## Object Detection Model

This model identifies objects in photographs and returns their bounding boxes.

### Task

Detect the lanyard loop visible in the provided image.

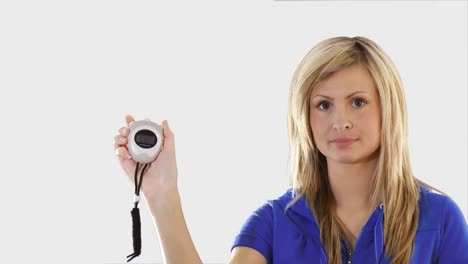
[127,162,150,262]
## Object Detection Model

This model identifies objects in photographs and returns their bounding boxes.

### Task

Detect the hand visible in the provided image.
[113,115,178,199]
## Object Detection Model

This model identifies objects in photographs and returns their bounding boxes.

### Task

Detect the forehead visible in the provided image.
[311,64,378,97]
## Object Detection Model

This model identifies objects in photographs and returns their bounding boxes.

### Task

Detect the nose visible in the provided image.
[332,107,353,130]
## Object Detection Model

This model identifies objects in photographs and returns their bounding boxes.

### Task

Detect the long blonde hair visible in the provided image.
[285,36,443,263]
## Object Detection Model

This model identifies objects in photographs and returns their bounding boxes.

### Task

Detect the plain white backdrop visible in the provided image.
[0,1,466,263]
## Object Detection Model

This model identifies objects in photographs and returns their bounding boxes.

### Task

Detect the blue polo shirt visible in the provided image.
[231,185,468,263]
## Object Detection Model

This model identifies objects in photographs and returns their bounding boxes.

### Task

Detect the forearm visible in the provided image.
[145,189,203,264]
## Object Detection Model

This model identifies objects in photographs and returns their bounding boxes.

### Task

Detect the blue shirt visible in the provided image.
[231,185,468,263]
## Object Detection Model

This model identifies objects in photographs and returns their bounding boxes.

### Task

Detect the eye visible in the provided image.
[318,101,331,110]
[352,98,366,108]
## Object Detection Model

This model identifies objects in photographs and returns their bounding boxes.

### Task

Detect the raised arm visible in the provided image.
[114,115,267,264]
[145,189,203,264]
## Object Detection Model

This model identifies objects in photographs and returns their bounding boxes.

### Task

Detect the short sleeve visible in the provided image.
[231,201,274,264]
[437,196,468,263]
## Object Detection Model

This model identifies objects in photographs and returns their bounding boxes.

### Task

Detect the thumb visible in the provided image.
[125,114,135,126]
[161,120,174,150]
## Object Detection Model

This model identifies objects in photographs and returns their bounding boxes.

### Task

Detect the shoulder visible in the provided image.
[418,185,467,231]
[418,186,468,261]
[236,188,297,228]
[230,188,299,263]
[260,188,306,217]
[418,185,456,209]
[248,188,297,217]
[240,187,311,232]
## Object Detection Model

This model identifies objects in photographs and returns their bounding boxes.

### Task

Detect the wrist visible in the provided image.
[144,185,179,206]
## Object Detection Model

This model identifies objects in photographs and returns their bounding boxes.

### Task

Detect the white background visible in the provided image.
[0,1,466,263]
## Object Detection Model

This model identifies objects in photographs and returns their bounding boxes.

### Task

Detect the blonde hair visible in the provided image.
[285,36,444,264]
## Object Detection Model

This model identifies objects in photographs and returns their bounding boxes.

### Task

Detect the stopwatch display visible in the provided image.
[134,130,157,148]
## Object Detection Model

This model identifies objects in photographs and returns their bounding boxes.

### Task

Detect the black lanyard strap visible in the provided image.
[127,162,150,262]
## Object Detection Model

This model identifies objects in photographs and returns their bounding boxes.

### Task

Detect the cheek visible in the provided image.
[358,110,381,143]
[310,116,329,148]
[310,117,323,134]
[373,123,382,145]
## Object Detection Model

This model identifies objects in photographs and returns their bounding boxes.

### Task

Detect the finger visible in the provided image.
[161,120,174,151]
[118,127,130,136]
[162,120,173,138]
[115,146,132,159]
[125,114,135,126]
[113,135,128,149]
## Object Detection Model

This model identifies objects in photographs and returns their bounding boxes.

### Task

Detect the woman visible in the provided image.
[113,36,468,263]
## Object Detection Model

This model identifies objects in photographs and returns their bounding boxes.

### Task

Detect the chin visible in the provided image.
[329,150,379,164]
[333,156,362,164]
[326,152,364,164]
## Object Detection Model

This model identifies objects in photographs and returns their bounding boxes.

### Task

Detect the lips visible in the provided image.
[331,138,357,142]
[330,138,358,147]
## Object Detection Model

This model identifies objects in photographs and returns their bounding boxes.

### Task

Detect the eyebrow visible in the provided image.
[312,91,368,100]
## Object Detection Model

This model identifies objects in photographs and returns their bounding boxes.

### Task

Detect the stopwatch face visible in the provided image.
[134,129,158,149]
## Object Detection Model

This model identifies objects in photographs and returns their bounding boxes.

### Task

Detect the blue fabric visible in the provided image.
[231,185,468,263]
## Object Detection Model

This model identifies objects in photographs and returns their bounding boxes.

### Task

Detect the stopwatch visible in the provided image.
[127,120,163,163]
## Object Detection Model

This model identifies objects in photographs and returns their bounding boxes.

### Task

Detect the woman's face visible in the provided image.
[309,64,381,164]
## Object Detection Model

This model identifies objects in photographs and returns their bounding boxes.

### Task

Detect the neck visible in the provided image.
[327,156,379,211]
